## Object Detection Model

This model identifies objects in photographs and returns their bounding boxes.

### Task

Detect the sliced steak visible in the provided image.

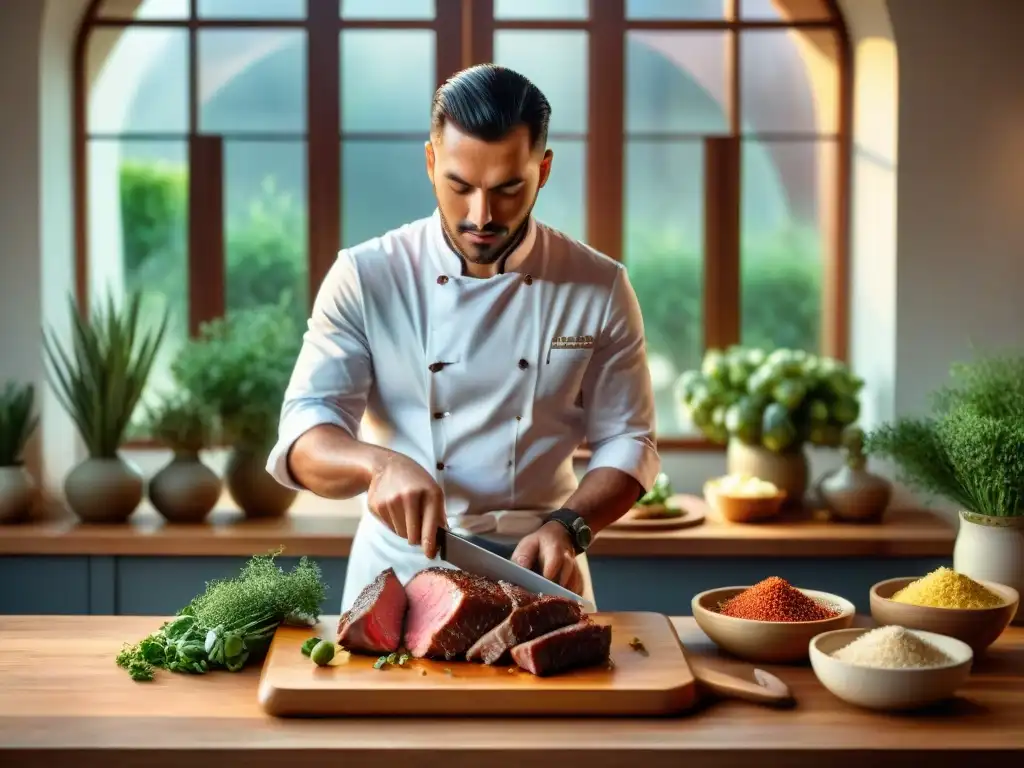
[511,619,612,677]
[336,567,407,654]
[465,596,583,665]
[403,567,513,660]
[499,581,538,609]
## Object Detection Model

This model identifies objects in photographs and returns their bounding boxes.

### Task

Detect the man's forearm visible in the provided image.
[559,467,644,534]
[287,424,394,499]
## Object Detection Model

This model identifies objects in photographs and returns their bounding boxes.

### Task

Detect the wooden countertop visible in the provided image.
[0,493,955,558]
[0,614,1020,767]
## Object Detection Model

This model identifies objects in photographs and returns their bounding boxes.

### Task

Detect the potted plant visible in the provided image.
[864,353,1024,622]
[42,291,168,523]
[675,346,863,504]
[171,302,301,518]
[816,425,892,523]
[0,381,39,523]
[142,393,222,523]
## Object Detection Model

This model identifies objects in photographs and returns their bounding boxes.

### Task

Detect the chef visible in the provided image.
[266,63,660,613]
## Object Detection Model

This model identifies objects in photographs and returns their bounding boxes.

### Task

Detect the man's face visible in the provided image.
[426,122,552,266]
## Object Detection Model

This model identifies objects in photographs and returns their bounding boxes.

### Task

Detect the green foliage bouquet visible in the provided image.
[0,382,38,467]
[865,354,1024,518]
[676,346,864,453]
[170,301,301,453]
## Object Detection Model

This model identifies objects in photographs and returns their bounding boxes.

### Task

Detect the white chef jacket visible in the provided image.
[266,210,660,611]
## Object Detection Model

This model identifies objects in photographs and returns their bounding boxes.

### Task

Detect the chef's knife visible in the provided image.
[436,527,596,613]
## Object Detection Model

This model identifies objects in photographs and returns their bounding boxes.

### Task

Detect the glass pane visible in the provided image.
[740,29,839,134]
[494,0,588,19]
[96,0,189,19]
[341,31,435,133]
[493,31,588,134]
[198,0,306,18]
[626,31,730,135]
[627,0,730,20]
[741,0,832,21]
[87,139,189,410]
[86,28,189,135]
[740,140,835,352]
[624,140,704,436]
[224,141,309,326]
[198,30,307,135]
[534,138,586,242]
[341,140,436,248]
[341,0,435,19]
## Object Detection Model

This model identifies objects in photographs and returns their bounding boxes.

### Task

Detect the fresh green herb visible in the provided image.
[0,381,38,467]
[629,637,648,656]
[301,636,323,657]
[310,640,335,667]
[397,653,410,667]
[635,472,672,506]
[373,656,388,670]
[115,550,327,681]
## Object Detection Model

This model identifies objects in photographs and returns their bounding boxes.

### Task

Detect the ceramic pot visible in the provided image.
[225,447,296,518]
[817,466,892,523]
[0,465,36,523]
[727,439,808,507]
[148,452,222,523]
[953,511,1024,624]
[64,456,144,523]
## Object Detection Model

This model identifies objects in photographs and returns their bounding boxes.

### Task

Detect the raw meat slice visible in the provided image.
[336,567,407,654]
[403,567,513,659]
[511,619,612,677]
[465,596,583,665]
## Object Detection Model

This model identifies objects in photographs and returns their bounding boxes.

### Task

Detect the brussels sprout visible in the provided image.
[702,350,730,384]
[831,395,860,425]
[725,398,762,445]
[772,379,808,411]
[762,402,798,453]
[807,399,830,424]
[746,365,776,397]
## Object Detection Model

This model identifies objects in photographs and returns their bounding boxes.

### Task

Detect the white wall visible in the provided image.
[1,0,1022,518]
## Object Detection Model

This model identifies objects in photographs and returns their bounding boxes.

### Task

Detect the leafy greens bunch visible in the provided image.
[864,353,1024,518]
[116,550,327,681]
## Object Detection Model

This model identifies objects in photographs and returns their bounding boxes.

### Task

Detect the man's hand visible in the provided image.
[367,453,447,559]
[510,522,584,595]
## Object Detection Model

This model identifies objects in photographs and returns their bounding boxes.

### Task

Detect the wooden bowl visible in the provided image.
[869,576,1019,654]
[703,481,786,523]
[691,586,856,663]
[810,627,973,711]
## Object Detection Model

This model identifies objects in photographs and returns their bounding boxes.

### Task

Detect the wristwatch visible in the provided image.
[545,508,593,555]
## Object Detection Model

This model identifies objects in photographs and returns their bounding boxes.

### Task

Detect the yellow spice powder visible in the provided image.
[891,566,1004,609]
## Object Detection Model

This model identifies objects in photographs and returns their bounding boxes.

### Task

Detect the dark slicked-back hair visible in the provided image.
[430,64,551,151]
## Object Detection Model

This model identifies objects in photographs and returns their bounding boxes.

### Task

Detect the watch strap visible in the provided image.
[545,508,590,555]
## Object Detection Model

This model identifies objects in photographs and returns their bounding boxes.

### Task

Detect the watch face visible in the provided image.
[574,520,593,549]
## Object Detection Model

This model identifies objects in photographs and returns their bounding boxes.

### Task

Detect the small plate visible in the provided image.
[609,494,706,531]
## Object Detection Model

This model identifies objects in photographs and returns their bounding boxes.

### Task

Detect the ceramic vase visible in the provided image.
[0,465,36,523]
[953,511,1024,625]
[148,451,222,523]
[64,456,144,523]
[817,465,892,523]
[727,439,808,507]
[225,447,296,518]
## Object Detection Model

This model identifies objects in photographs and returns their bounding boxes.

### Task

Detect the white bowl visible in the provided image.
[809,627,973,711]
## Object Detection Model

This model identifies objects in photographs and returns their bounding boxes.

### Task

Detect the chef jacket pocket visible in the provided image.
[537,348,592,411]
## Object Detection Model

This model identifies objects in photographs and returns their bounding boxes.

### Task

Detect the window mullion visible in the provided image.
[702,135,741,352]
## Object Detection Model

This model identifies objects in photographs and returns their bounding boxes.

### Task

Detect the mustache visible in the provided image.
[457,221,508,236]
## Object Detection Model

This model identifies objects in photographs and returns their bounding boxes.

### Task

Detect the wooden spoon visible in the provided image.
[690,662,795,708]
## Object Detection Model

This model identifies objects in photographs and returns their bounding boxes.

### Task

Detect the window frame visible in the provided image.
[73,0,851,453]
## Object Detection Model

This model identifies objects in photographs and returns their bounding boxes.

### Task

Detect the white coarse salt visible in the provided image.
[830,625,953,669]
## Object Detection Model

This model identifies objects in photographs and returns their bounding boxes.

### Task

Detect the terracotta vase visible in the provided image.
[148,451,222,523]
[726,439,808,507]
[225,447,296,518]
[64,456,144,523]
[0,465,36,523]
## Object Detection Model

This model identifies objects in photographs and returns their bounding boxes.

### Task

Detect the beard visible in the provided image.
[436,194,537,268]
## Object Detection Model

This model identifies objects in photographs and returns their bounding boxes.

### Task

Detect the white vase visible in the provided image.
[952,511,1024,624]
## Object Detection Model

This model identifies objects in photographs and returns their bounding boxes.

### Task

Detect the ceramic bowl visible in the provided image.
[869,576,1019,654]
[703,481,786,523]
[692,586,856,663]
[810,627,973,711]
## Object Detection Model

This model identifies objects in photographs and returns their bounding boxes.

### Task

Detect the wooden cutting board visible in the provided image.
[257,611,698,717]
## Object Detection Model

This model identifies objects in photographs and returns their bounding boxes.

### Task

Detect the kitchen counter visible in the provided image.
[0,494,954,558]
[1,615,1020,767]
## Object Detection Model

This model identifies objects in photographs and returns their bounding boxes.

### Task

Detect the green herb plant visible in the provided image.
[0,381,38,467]
[864,353,1024,518]
[42,291,168,458]
[141,392,217,454]
[116,549,327,681]
[636,472,673,507]
[676,345,863,453]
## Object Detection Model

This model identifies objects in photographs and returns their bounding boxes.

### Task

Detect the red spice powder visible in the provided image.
[717,576,838,622]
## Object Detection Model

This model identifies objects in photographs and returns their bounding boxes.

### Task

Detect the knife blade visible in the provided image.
[437,527,596,613]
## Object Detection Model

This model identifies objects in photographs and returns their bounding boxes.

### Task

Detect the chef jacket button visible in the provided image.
[429,362,445,373]
[518,358,529,370]
[437,275,449,285]
[524,274,533,285]
[507,460,513,468]
[432,411,448,420]
[515,415,522,421]
[436,461,445,470]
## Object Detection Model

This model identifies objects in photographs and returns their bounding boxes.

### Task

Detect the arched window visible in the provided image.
[76,0,849,449]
